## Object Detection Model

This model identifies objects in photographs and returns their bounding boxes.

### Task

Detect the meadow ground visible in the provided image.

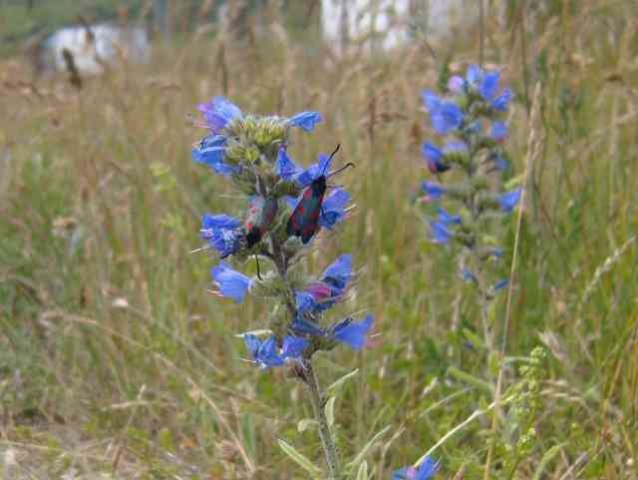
[1,2,638,478]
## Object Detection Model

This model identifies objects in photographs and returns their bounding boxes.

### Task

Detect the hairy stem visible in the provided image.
[271,238,341,479]
[305,361,341,479]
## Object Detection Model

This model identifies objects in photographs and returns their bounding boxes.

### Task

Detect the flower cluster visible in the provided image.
[193,96,373,370]
[418,65,520,298]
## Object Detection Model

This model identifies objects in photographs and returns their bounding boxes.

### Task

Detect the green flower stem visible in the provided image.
[305,361,341,480]
[270,237,341,479]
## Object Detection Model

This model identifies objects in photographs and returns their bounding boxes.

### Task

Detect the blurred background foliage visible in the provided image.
[1,0,637,478]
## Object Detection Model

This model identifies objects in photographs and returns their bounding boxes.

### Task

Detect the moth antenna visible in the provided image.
[327,162,355,178]
[321,144,341,175]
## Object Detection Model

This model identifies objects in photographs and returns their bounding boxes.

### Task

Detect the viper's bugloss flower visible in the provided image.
[287,111,322,132]
[201,214,243,258]
[488,152,509,171]
[276,147,301,181]
[447,75,464,94]
[295,255,353,315]
[277,149,336,188]
[489,121,508,142]
[244,334,283,369]
[491,88,514,112]
[421,142,450,173]
[322,254,353,291]
[211,262,252,303]
[280,335,309,360]
[319,189,351,229]
[422,91,464,135]
[192,134,238,177]
[493,279,509,292]
[499,188,522,213]
[392,456,439,480]
[428,219,453,244]
[464,65,514,112]
[198,96,243,134]
[421,181,446,201]
[329,315,373,350]
[461,269,478,283]
[437,208,461,225]
[244,335,306,369]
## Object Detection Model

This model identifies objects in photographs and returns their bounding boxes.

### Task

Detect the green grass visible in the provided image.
[1,1,638,478]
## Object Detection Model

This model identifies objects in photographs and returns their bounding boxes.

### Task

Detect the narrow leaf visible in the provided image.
[327,369,359,395]
[346,425,391,469]
[297,419,319,433]
[325,396,336,428]
[278,439,322,478]
[355,460,369,480]
[532,444,565,480]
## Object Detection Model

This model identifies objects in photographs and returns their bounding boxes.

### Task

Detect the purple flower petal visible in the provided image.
[198,96,242,133]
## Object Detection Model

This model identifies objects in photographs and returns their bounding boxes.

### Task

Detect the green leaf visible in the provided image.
[278,439,323,478]
[355,460,369,480]
[532,444,565,480]
[325,396,336,428]
[297,419,319,433]
[346,425,391,470]
[327,369,359,395]
[447,366,494,394]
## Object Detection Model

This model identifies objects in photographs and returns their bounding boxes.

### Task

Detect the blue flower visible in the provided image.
[295,254,353,316]
[287,111,322,132]
[461,269,478,283]
[295,153,333,187]
[489,121,508,141]
[480,71,501,101]
[319,189,350,229]
[491,88,514,112]
[437,208,461,225]
[428,220,453,244]
[493,279,509,292]
[489,152,509,171]
[322,254,352,289]
[276,147,303,181]
[392,456,439,480]
[295,291,318,315]
[280,336,309,360]
[447,75,464,94]
[499,188,522,213]
[464,65,513,111]
[201,214,244,258]
[421,181,446,201]
[291,317,326,337]
[422,91,464,135]
[211,262,252,303]
[198,96,243,134]
[329,315,373,350]
[192,134,239,177]
[244,335,284,369]
[421,142,450,174]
